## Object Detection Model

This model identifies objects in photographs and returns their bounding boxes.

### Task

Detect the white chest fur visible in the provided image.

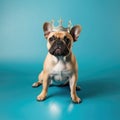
[49,57,73,85]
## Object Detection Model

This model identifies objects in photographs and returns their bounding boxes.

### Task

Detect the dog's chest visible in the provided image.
[50,60,72,85]
[53,60,65,72]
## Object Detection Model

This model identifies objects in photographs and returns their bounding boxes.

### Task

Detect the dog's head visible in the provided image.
[43,21,82,57]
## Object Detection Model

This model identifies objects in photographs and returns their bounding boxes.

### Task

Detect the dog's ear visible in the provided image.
[43,22,52,39]
[70,25,82,42]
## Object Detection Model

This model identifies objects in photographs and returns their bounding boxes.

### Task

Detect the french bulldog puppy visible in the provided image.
[32,21,82,103]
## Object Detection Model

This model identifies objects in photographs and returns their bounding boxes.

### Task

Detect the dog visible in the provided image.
[32,20,82,103]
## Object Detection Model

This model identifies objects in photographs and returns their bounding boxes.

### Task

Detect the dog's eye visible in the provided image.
[49,36,55,42]
[64,36,70,44]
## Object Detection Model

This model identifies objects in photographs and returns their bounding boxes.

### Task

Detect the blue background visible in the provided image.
[0,0,120,120]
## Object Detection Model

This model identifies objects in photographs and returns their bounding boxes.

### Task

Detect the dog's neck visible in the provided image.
[51,52,72,63]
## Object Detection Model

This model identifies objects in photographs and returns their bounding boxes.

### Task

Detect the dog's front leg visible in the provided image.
[37,72,49,101]
[69,74,81,103]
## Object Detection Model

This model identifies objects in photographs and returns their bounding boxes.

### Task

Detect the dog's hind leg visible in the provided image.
[76,85,81,91]
[57,82,81,91]
[32,71,43,88]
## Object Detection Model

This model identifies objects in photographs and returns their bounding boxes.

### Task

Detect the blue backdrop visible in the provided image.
[0,0,120,120]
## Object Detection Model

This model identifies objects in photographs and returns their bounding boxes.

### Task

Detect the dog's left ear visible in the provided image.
[43,22,52,39]
[70,25,82,42]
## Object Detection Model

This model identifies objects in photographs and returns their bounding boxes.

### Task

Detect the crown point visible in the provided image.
[68,20,72,28]
[51,19,54,27]
[58,18,63,26]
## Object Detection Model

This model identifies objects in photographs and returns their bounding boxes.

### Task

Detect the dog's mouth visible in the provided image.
[55,47,62,55]
[49,46,69,56]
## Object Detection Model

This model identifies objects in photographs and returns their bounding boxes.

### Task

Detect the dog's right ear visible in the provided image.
[43,22,52,39]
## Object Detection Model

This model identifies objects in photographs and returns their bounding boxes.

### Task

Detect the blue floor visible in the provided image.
[0,62,120,120]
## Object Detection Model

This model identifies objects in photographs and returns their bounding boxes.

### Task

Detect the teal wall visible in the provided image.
[0,0,120,67]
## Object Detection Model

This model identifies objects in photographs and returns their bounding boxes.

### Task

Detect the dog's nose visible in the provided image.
[57,40,62,45]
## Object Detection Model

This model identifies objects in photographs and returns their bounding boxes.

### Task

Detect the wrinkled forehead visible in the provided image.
[48,31,73,41]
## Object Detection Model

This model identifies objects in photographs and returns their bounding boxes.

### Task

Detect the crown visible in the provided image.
[50,19,72,33]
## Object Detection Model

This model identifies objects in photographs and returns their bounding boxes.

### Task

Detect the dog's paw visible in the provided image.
[32,82,41,88]
[72,96,81,103]
[37,93,46,101]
